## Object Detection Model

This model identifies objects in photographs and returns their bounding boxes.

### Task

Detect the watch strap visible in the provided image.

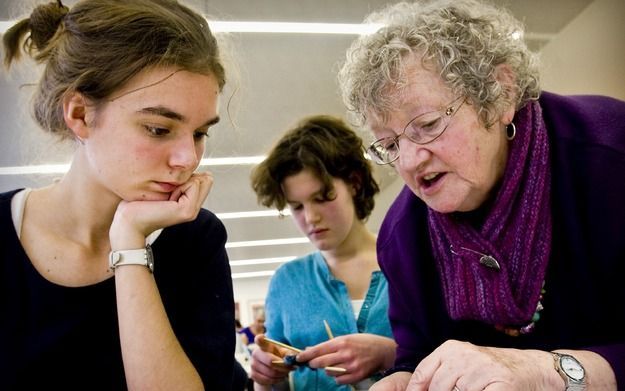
[552,352,587,391]
[109,244,154,272]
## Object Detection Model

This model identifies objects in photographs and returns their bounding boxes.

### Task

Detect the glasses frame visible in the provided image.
[367,96,466,165]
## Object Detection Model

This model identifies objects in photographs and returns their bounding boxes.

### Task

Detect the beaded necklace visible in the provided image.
[495,283,545,336]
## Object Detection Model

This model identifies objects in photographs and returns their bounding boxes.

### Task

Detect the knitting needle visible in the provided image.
[270,359,347,373]
[264,337,302,367]
[266,337,347,373]
[324,365,347,373]
[263,337,302,353]
[320,320,347,373]
[323,319,334,339]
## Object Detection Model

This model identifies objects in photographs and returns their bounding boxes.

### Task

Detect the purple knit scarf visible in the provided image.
[428,100,551,326]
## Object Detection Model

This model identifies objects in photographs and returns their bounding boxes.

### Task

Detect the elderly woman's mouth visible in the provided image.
[421,172,445,188]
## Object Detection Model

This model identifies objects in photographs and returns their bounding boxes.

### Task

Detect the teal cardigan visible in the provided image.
[264,252,392,390]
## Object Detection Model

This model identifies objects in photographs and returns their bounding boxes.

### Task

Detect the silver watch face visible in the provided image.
[561,356,585,381]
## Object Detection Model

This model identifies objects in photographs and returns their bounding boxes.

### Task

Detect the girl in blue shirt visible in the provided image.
[249,115,396,390]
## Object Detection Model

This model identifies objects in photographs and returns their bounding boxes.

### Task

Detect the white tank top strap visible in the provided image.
[10,187,162,244]
[11,188,32,239]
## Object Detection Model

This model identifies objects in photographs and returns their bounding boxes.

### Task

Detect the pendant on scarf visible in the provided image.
[478,255,500,271]
[450,245,501,271]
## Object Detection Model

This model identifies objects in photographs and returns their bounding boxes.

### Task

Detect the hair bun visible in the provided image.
[29,0,69,50]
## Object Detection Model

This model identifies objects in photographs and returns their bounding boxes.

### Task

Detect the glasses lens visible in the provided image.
[404,112,446,144]
[368,138,398,164]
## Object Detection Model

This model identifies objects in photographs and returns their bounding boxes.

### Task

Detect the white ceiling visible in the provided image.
[0,0,594,280]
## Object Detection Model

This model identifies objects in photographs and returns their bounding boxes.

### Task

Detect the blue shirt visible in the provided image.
[265,252,392,391]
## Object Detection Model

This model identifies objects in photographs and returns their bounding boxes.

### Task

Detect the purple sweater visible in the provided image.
[377,91,625,386]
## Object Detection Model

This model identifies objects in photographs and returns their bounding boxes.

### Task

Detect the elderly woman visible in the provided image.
[338,0,625,390]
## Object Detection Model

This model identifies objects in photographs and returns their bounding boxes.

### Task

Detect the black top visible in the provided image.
[0,189,237,390]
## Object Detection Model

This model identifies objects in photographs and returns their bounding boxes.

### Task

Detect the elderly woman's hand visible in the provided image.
[406,340,559,391]
[296,333,397,385]
[370,371,412,390]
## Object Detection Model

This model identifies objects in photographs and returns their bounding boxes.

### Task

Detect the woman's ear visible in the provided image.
[494,63,519,124]
[62,91,90,141]
[349,172,362,196]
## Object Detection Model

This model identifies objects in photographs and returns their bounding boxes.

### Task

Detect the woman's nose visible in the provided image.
[169,135,200,169]
[303,205,320,224]
[396,139,431,172]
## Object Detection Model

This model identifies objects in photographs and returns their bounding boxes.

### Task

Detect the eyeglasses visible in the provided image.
[366,96,466,165]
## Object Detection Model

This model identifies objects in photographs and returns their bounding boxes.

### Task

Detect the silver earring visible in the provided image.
[76,136,85,145]
[506,122,516,141]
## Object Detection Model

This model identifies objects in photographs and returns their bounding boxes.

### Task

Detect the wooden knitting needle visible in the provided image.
[324,366,347,374]
[265,337,301,366]
[263,337,302,353]
[319,320,347,373]
[323,319,334,339]
[266,337,347,373]
[270,359,347,373]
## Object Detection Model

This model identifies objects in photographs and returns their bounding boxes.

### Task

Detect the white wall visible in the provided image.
[540,0,625,100]
[233,278,271,326]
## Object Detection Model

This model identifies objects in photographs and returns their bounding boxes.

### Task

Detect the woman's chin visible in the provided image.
[427,203,457,214]
[422,196,464,214]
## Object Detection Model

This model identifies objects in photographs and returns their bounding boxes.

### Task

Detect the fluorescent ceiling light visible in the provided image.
[0,155,264,175]
[232,270,275,279]
[216,209,291,220]
[0,163,70,175]
[0,20,381,35]
[209,21,383,35]
[226,237,309,248]
[200,156,265,166]
[230,256,295,267]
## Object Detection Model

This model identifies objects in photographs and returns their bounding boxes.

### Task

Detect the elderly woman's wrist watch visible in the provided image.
[109,244,154,273]
[552,352,586,391]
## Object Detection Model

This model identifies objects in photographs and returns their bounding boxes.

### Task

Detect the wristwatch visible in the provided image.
[109,244,154,273]
[552,352,586,391]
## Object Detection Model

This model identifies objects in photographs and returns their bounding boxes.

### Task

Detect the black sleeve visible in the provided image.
[153,209,236,390]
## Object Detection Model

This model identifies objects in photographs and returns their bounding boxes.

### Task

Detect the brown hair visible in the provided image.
[250,115,380,221]
[2,0,226,139]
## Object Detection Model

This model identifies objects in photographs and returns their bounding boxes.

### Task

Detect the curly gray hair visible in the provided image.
[338,0,541,128]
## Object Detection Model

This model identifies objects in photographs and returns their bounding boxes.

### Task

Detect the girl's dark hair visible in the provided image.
[251,115,380,220]
[2,0,225,139]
